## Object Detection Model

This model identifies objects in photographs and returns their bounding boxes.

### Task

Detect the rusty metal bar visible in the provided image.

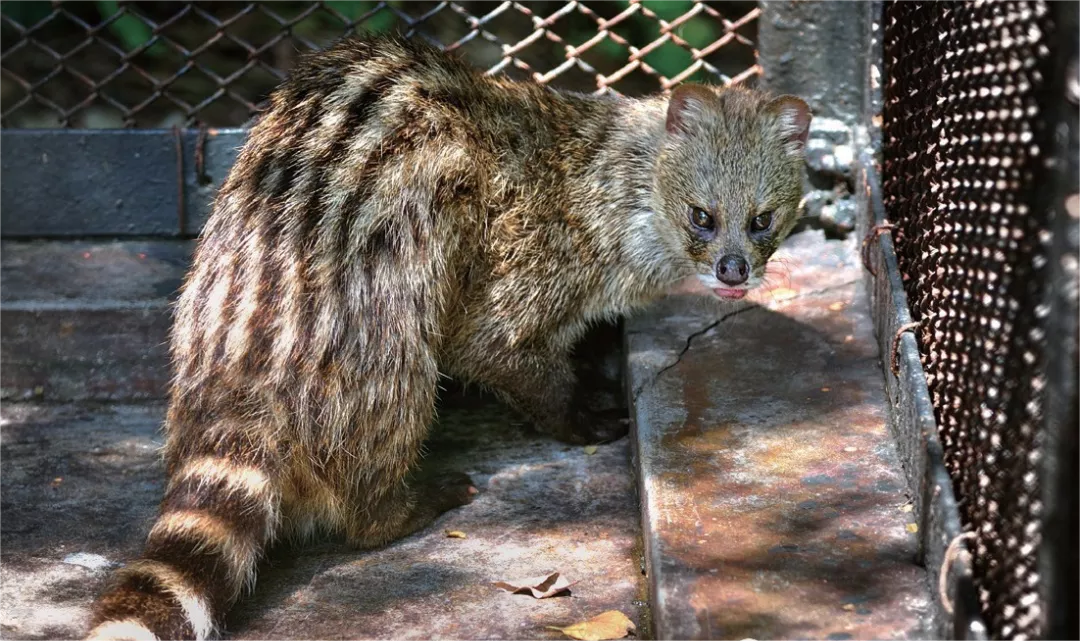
[857,156,987,640]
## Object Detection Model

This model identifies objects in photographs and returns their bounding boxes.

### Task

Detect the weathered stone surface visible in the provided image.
[0,394,645,640]
[627,230,931,640]
[1,240,192,402]
[0,241,193,303]
[0,129,240,237]
[1,307,173,402]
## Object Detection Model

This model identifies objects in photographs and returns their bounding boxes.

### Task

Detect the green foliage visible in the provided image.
[95,0,165,56]
[636,1,718,82]
[0,1,53,27]
[282,1,396,45]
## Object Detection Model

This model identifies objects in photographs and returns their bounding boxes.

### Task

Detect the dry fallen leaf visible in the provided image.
[828,301,845,311]
[548,610,635,641]
[445,530,466,539]
[906,523,919,533]
[900,503,914,513]
[583,445,598,455]
[494,572,575,599]
[842,603,856,611]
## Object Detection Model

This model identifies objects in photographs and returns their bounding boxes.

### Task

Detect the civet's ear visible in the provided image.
[765,95,812,155]
[666,84,718,135]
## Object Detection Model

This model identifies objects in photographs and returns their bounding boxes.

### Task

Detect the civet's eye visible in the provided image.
[750,211,773,233]
[689,206,714,230]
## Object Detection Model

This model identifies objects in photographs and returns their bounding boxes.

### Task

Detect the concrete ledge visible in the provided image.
[626,230,932,640]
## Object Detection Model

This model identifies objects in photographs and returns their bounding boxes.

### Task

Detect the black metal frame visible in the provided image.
[1037,2,1079,639]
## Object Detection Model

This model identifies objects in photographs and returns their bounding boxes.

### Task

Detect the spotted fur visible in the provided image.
[88,35,809,640]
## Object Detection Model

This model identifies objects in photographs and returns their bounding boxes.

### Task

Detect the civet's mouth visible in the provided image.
[710,287,747,300]
[693,274,752,301]
[670,275,757,300]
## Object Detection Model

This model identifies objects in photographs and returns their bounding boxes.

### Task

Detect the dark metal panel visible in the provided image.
[758,0,868,124]
[0,128,245,238]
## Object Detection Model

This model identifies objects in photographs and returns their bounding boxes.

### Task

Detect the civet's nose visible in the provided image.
[716,255,749,285]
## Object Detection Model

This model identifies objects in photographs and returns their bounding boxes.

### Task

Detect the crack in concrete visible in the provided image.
[631,305,758,403]
[629,278,860,404]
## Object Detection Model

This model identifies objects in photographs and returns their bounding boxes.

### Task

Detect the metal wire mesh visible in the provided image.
[881,2,1059,638]
[0,1,761,128]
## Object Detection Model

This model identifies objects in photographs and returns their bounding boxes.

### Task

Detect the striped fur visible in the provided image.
[89,35,810,639]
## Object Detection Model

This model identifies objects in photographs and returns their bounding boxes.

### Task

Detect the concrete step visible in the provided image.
[625,230,933,640]
[1,240,192,402]
[0,394,646,639]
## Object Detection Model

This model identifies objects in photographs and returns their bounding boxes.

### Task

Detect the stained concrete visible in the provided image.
[628,230,932,640]
[0,392,647,639]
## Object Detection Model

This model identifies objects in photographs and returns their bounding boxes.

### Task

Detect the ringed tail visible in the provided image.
[87,452,281,640]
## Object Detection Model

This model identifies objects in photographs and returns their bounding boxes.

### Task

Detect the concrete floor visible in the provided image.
[1,229,935,640]
[0,392,647,639]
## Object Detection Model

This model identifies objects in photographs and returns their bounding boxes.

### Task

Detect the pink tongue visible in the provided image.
[713,288,747,299]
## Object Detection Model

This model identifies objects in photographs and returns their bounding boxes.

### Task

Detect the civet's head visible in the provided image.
[653,84,811,300]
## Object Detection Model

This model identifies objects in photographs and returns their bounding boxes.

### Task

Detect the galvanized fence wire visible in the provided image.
[881,1,1060,639]
[0,1,761,128]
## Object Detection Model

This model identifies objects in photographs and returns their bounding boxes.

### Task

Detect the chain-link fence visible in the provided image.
[0,1,761,128]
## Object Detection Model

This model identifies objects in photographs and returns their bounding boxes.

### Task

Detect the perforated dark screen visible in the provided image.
[881,2,1060,638]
